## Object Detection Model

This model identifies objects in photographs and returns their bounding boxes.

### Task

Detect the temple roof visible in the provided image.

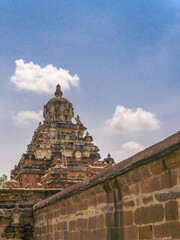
[43,84,74,123]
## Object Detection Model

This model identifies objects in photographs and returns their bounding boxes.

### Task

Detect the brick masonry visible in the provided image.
[33,131,180,240]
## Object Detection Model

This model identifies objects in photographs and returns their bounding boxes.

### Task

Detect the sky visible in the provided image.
[0,0,180,177]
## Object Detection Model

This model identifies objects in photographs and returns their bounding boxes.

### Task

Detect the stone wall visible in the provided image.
[33,131,180,240]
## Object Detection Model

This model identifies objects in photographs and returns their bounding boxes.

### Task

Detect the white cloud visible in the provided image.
[105,105,160,134]
[111,141,144,163]
[11,59,80,94]
[13,110,43,124]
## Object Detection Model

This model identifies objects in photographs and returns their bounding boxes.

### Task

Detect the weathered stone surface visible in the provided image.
[149,159,165,174]
[80,229,91,240]
[126,167,151,184]
[92,229,106,240]
[155,191,180,202]
[105,212,114,227]
[124,226,138,240]
[123,211,133,226]
[154,222,180,239]
[97,214,105,228]
[88,216,97,229]
[165,150,180,169]
[134,204,164,224]
[123,200,135,208]
[79,199,88,211]
[140,171,177,193]
[139,225,152,239]
[67,202,78,214]
[142,196,153,204]
[165,200,178,221]
[69,220,75,231]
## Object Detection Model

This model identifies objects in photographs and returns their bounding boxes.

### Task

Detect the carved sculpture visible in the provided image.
[9,84,114,189]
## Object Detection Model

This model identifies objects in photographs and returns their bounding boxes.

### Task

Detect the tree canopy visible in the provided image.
[0,174,8,188]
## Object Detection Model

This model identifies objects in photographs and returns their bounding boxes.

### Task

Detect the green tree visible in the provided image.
[0,174,8,188]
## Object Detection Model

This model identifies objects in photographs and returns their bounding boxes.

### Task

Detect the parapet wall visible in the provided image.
[33,131,180,240]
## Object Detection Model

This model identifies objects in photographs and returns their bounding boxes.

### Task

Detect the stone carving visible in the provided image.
[9,84,114,189]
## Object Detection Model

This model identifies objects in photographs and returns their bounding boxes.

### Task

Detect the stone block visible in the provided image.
[92,229,106,240]
[134,204,164,224]
[121,185,130,196]
[130,184,140,196]
[165,200,178,221]
[106,190,115,203]
[149,159,164,174]
[67,202,78,214]
[142,196,153,204]
[165,151,180,169]
[54,231,59,240]
[98,193,107,204]
[64,231,68,240]
[93,184,104,194]
[121,184,139,197]
[50,224,53,233]
[60,206,66,215]
[123,200,135,209]
[112,211,120,227]
[57,222,61,231]
[80,229,91,240]
[116,175,127,187]
[155,191,179,202]
[74,231,80,240]
[42,225,46,234]
[154,222,180,239]
[69,220,75,231]
[139,225,152,239]
[79,199,88,211]
[126,167,151,185]
[68,232,74,240]
[107,228,123,240]
[105,212,114,227]
[62,221,67,230]
[79,191,90,200]
[140,171,177,194]
[123,211,133,226]
[124,226,138,240]
[88,196,97,206]
[97,214,105,229]
[88,216,97,229]
[76,218,88,229]
[59,231,64,239]
[53,210,59,218]
[53,223,57,231]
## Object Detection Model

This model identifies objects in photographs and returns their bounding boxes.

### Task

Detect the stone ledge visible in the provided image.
[33,131,180,211]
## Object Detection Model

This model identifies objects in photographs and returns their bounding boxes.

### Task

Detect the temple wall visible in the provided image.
[33,132,180,240]
[0,189,59,239]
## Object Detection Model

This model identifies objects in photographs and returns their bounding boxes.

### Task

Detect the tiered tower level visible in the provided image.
[10,84,114,189]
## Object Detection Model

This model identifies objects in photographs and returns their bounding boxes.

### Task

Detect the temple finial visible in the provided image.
[54,84,63,98]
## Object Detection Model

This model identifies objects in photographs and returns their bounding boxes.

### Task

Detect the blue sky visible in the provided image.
[0,0,180,177]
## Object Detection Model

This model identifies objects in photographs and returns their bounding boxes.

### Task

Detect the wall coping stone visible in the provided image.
[33,131,180,211]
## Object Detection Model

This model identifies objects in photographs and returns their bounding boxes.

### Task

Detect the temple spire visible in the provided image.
[54,84,63,98]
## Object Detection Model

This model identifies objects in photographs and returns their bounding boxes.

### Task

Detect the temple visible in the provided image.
[8,84,114,189]
[1,85,180,239]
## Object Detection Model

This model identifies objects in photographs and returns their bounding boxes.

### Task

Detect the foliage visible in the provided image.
[0,174,8,188]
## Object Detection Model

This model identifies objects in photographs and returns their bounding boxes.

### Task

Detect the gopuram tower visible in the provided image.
[9,84,114,189]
